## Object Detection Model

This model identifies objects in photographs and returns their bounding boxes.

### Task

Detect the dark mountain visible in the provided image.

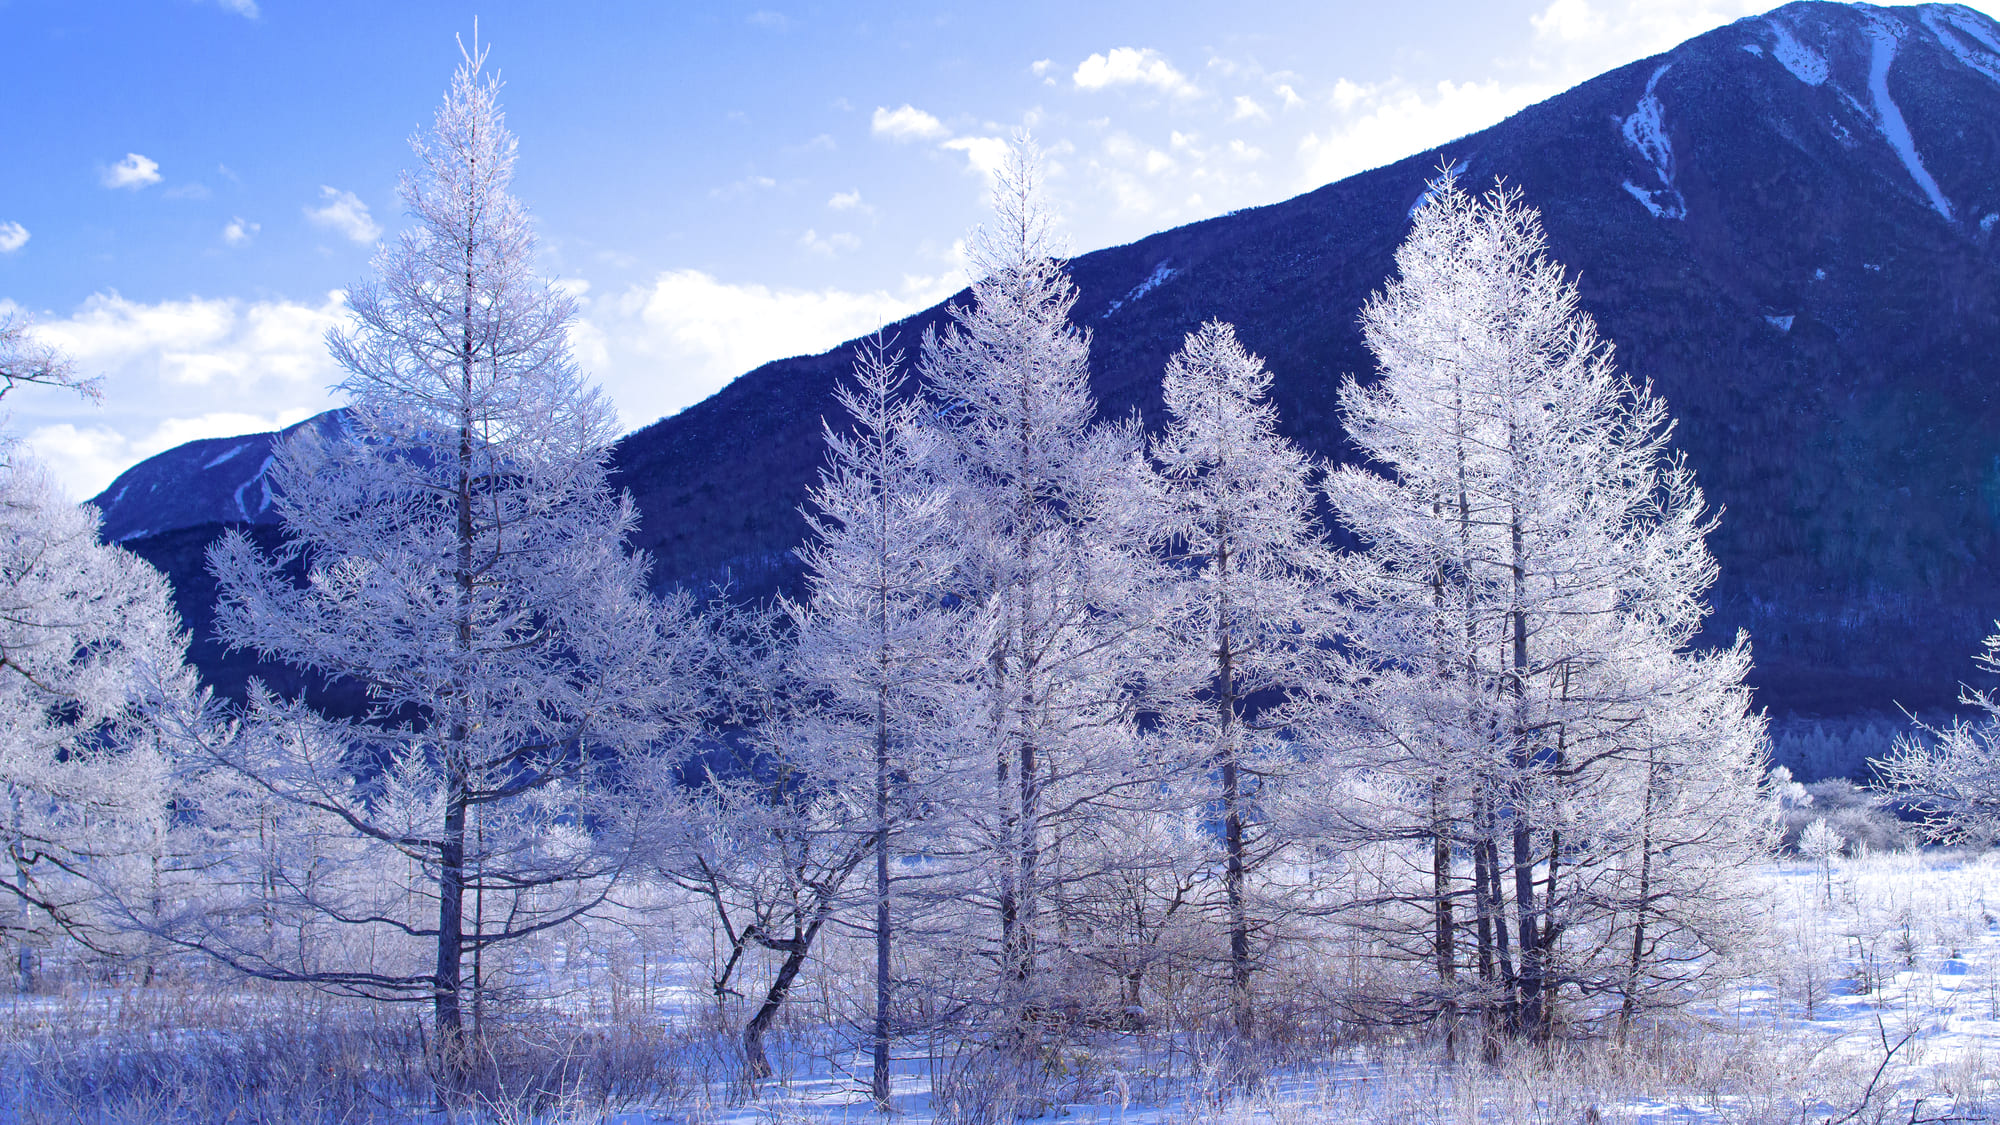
[95,1,2000,725]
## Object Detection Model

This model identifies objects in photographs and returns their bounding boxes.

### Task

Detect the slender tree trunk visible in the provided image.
[1618,747,1661,1044]
[1215,531,1252,1040]
[1506,495,1545,1041]
[471,809,484,1041]
[744,912,834,1081]
[872,686,893,1108]
[436,785,467,1056]
[1432,782,1457,1054]
[435,257,476,1067]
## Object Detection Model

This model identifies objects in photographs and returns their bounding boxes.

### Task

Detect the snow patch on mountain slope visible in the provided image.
[1405,158,1469,220]
[203,443,247,470]
[1621,64,1686,220]
[233,456,275,522]
[1102,260,1179,317]
[1765,19,1829,85]
[1922,7,2000,84]
[1864,19,1955,221]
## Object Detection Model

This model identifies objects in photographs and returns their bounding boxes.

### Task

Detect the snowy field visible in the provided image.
[5,848,1999,1125]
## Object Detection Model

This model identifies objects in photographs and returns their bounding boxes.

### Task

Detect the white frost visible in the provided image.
[202,443,247,470]
[1766,19,1829,85]
[1620,65,1686,220]
[233,454,274,521]
[1923,8,2000,85]
[1865,18,1955,222]
[1101,259,1179,317]
[1405,158,1469,219]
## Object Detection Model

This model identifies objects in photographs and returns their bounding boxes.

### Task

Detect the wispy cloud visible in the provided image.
[872,104,950,142]
[304,187,381,243]
[827,190,871,213]
[943,136,1010,181]
[571,269,962,428]
[1073,48,1200,98]
[4,291,347,498]
[101,153,161,190]
[208,0,259,17]
[0,223,27,254]
[222,217,258,246]
[798,229,861,256]
[711,174,777,200]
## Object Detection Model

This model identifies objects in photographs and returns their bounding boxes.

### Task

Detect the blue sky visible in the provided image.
[2,0,1939,499]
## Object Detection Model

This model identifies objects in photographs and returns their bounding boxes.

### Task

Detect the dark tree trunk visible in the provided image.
[872,690,892,1109]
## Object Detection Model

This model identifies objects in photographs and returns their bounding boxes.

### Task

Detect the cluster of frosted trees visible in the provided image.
[0,47,1778,1101]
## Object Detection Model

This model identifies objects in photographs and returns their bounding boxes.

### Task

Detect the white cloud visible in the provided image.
[747,9,790,30]
[1072,48,1200,98]
[574,270,963,427]
[1298,78,1546,188]
[101,153,161,190]
[798,228,861,256]
[2,292,348,498]
[1533,0,1608,41]
[872,104,950,142]
[1276,84,1306,111]
[0,223,26,254]
[712,174,777,199]
[827,189,870,213]
[943,135,1010,181]
[1232,95,1270,122]
[208,0,259,16]
[1524,0,1768,76]
[222,217,258,246]
[29,410,313,505]
[304,186,381,243]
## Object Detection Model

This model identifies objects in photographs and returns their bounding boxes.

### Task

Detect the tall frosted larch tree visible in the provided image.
[919,138,1157,1029]
[203,42,694,1054]
[1319,171,1765,1043]
[0,455,200,988]
[1879,634,2000,844]
[0,332,190,990]
[789,338,963,1105]
[1149,320,1330,1039]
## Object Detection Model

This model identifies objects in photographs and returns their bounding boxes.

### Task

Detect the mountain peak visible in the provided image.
[90,411,343,543]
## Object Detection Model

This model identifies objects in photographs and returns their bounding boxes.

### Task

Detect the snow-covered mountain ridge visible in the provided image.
[97,1,2000,720]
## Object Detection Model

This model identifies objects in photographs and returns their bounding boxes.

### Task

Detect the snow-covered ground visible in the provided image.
[9,850,2000,1124]
[675,851,2000,1124]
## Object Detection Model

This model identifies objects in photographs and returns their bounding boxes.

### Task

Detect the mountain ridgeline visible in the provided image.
[93,1,2000,727]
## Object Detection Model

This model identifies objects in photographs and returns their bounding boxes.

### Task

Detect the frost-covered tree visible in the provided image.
[1877,631,2000,844]
[919,137,1158,1028]
[0,455,198,986]
[787,338,963,1104]
[199,44,695,1053]
[0,313,100,404]
[1148,320,1330,1038]
[656,603,872,1085]
[1316,171,1766,1043]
